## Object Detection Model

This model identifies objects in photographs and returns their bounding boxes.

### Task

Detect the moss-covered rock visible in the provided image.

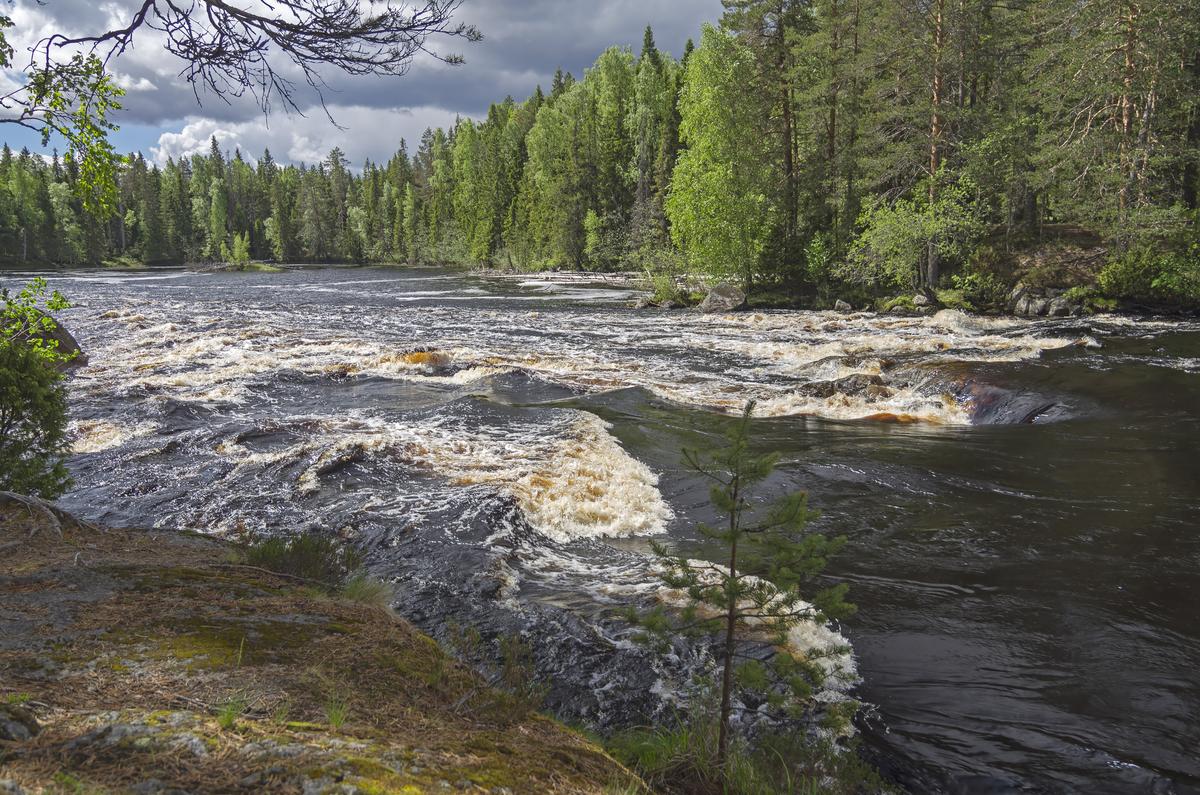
[0,498,643,794]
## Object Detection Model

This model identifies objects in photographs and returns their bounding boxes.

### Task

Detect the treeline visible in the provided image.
[3,1,1199,305]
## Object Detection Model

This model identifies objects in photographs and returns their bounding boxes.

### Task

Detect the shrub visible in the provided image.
[840,177,985,292]
[1098,245,1200,305]
[946,268,1007,311]
[876,295,916,314]
[0,339,71,497]
[607,707,882,795]
[0,279,75,498]
[647,270,684,304]
[1063,286,1118,314]
[244,532,362,590]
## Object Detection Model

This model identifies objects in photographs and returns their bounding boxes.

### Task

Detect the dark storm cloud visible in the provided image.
[4,0,722,163]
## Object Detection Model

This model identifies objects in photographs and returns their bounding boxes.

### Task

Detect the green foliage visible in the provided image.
[215,696,247,731]
[1099,245,1200,305]
[243,532,363,590]
[947,268,1008,312]
[6,4,1200,311]
[0,280,73,498]
[842,179,986,291]
[24,54,127,217]
[667,25,775,289]
[1,278,74,364]
[607,703,882,795]
[646,270,685,305]
[634,403,853,776]
[1063,285,1118,314]
[230,232,252,265]
[323,691,351,729]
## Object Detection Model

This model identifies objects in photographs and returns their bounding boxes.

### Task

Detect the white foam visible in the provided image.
[211,409,672,543]
[69,419,156,454]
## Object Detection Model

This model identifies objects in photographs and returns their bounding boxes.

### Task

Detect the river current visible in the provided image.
[10,265,1199,794]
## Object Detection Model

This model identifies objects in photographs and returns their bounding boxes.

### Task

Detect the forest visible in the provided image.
[2,0,1199,309]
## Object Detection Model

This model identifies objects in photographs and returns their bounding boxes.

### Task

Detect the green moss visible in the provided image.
[878,295,917,313]
[109,616,325,671]
[285,721,325,732]
[51,770,109,794]
[935,288,974,311]
[100,255,146,270]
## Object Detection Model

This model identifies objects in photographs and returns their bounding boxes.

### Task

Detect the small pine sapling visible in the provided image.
[634,401,855,777]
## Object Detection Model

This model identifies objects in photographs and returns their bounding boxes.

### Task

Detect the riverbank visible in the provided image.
[0,496,642,795]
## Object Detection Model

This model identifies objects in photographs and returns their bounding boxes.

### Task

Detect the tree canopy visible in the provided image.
[3,3,1199,308]
[0,1,479,215]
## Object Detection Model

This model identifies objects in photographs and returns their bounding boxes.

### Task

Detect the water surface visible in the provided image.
[11,265,1198,794]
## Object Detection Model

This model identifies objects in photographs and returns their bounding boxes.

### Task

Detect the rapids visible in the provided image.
[7,265,1198,794]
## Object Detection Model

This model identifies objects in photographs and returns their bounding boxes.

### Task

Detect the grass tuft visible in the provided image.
[341,573,394,610]
[215,696,247,731]
[243,532,361,591]
[323,692,351,729]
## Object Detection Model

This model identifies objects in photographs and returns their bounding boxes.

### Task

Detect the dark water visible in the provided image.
[8,265,1198,794]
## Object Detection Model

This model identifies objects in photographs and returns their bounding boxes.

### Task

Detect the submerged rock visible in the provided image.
[699,283,746,313]
[801,373,887,399]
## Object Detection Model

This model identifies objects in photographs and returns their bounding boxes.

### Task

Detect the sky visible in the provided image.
[0,0,723,167]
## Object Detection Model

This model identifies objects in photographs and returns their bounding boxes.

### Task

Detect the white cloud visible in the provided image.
[151,104,462,166]
[113,73,157,92]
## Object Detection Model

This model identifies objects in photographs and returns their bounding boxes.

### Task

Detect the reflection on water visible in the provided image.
[6,265,1197,795]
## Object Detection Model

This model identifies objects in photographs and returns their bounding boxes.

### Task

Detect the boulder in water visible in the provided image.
[1047,296,1073,317]
[30,310,86,369]
[699,283,746,313]
[1008,282,1029,311]
[834,299,853,312]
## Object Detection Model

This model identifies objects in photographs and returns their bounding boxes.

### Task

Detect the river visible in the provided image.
[9,265,1199,794]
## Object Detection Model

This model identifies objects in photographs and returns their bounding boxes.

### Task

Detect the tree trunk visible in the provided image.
[828,0,842,235]
[117,199,127,252]
[716,474,741,781]
[1117,2,1139,216]
[926,0,946,289]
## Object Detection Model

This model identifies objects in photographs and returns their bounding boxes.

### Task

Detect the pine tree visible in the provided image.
[635,402,853,779]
